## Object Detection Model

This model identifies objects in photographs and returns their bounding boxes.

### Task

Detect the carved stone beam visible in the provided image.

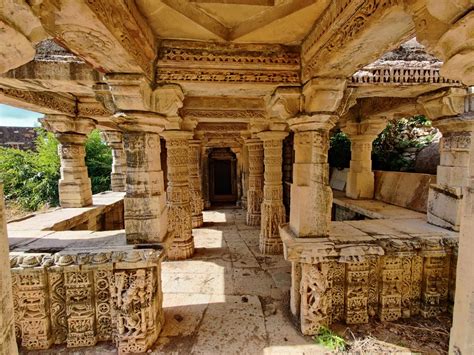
[0,1,46,74]
[405,0,473,84]
[301,0,414,81]
[0,88,76,116]
[41,114,96,208]
[29,0,156,77]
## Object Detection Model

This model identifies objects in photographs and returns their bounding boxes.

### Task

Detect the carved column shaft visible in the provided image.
[241,144,249,209]
[201,147,211,209]
[162,131,194,260]
[189,140,204,228]
[232,148,242,207]
[123,131,168,245]
[246,138,264,226]
[101,131,126,192]
[0,184,18,355]
[57,133,93,208]
[258,131,288,254]
[450,89,474,354]
[289,125,332,237]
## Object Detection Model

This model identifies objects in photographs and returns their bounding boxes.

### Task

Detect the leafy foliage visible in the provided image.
[85,130,112,194]
[329,116,437,172]
[0,128,112,211]
[372,115,435,171]
[313,326,347,351]
[329,130,351,169]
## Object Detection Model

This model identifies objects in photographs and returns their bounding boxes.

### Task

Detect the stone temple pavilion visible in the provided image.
[0,0,473,353]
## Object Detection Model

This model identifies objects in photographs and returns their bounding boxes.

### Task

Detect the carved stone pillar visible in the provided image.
[201,147,211,209]
[258,131,288,254]
[162,131,194,260]
[0,184,18,355]
[101,130,126,192]
[449,89,474,354]
[231,147,242,207]
[246,138,264,226]
[343,119,386,199]
[189,139,204,228]
[419,88,469,231]
[241,143,249,209]
[122,130,168,245]
[41,115,95,208]
[288,116,335,238]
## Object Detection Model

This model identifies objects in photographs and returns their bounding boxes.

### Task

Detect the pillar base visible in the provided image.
[259,238,282,255]
[192,214,204,228]
[246,213,261,226]
[167,237,195,260]
[346,171,375,200]
[58,179,93,208]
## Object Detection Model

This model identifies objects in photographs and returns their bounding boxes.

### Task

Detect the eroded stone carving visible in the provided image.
[245,138,264,226]
[10,248,164,353]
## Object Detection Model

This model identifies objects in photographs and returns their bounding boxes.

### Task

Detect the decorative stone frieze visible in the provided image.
[258,131,288,254]
[9,247,164,354]
[343,118,387,199]
[101,130,126,192]
[280,224,458,335]
[189,139,204,228]
[161,130,194,260]
[0,184,18,355]
[351,66,459,85]
[287,115,337,238]
[245,138,264,226]
[41,115,95,208]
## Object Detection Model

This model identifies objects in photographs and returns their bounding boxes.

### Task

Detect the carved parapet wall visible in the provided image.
[351,66,460,85]
[10,247,164,354]
[280,224,458,335]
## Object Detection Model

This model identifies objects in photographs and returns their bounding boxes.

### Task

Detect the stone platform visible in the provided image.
[9,208,326,354]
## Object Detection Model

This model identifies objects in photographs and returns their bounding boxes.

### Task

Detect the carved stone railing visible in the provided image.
[351,67,460,85]
[10,246,164,353]
[280,224,458,334]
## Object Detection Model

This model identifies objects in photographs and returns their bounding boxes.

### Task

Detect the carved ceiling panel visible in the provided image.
[136,0,330,44]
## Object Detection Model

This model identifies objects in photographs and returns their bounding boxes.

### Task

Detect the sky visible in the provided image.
[0,104,43,127]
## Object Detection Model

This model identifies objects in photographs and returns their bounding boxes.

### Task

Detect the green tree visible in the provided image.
[0,128,112,211]
[85,130,112,194]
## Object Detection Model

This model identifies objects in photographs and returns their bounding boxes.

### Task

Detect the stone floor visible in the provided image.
[19,207,323,354]
[154,208,320,354]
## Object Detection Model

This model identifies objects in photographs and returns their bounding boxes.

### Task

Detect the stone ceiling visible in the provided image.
[135,0,330,44]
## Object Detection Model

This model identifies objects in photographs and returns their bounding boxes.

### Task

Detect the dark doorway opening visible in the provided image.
[209,148,237,205]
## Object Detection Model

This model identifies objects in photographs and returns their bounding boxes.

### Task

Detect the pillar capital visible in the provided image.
[418,87,467,122]
[41,115,96,136]
[257,130,289,142]
[342,117,387,139]
[302,77,347,113]
[267,87,302,120]
[288,114,337,133]
[160,130,194,141]
[112,112,168,134]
